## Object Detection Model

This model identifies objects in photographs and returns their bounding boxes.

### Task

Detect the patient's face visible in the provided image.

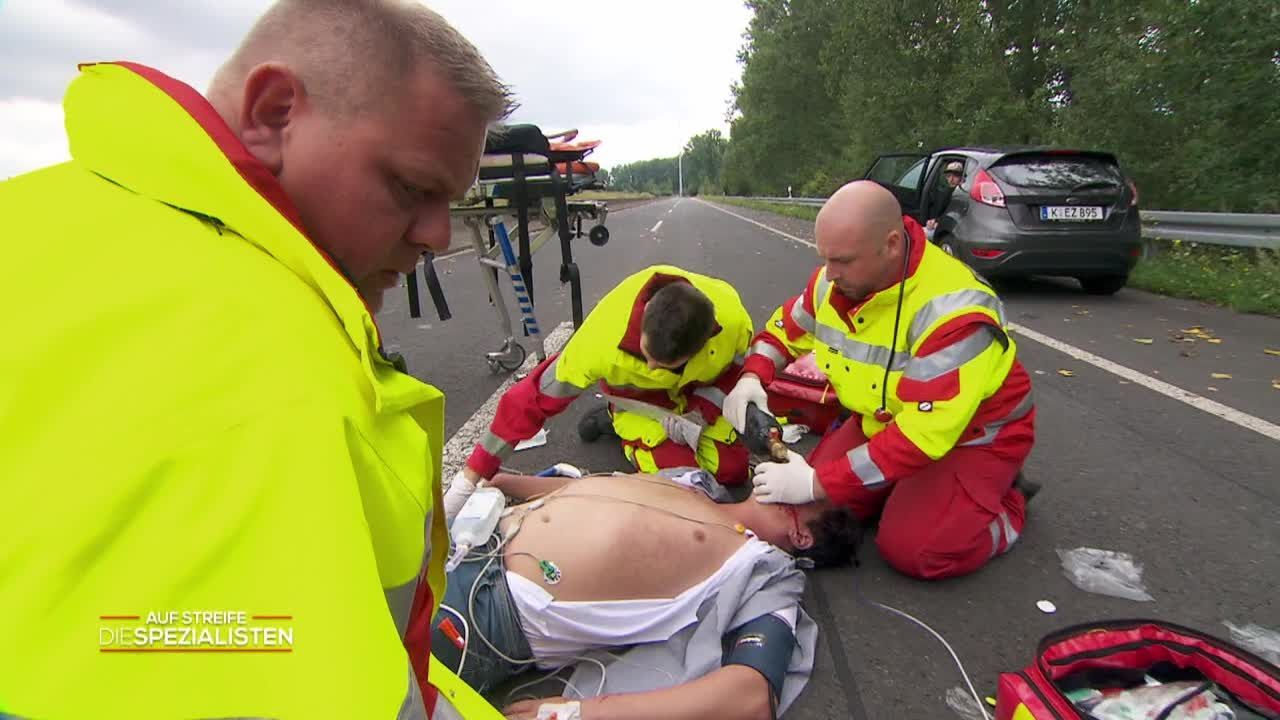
[743,495,826,552]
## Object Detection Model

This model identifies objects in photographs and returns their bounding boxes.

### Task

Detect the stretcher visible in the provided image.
[406,124,611,373]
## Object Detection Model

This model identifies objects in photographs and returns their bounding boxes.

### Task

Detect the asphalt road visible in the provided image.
[376,196,1280,719]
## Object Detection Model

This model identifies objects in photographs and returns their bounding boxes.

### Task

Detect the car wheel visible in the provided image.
[1079,274,1128,295]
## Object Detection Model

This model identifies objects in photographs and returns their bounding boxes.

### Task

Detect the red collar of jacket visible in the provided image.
[829,215,928,324]
[618,272,722,359]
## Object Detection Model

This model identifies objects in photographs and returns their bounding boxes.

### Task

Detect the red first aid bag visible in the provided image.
[996,619,1280,719]
[765,352,842,434]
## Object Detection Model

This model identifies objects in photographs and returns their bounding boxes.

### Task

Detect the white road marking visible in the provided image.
[650,220,663,233]
[442,321,575,478]
[697,198,815,248]
[1009,323,1280,442]
[703,199,1280,443]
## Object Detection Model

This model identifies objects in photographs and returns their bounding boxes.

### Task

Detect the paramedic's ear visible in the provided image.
[789,522,815,551]
[238,62,306,175]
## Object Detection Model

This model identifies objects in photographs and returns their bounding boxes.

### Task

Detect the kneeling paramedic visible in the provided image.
[725,181,1037,581]
[450,264,755,513]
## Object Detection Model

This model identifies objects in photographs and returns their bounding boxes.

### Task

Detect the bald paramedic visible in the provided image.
[450,265,755,512]
[724,181,1037,580]
[0,1,511,718]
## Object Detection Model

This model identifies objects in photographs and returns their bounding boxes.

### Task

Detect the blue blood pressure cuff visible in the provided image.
[722,611,796,701]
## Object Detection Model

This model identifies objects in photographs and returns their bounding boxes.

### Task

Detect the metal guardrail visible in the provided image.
[1140,211,1278,250]
[735,197,1280,250]
[752,196,826,207]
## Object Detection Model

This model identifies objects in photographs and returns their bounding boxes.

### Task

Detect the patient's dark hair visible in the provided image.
[798,506,864,569]
[641,283,716,364]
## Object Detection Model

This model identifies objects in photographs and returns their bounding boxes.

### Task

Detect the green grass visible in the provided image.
[1131,242,1280,316]
[705,196,821,222]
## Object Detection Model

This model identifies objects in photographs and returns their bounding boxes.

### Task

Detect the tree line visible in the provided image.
[607,0,1279,212]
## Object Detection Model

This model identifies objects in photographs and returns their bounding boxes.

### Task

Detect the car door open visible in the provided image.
[864,153,929,219]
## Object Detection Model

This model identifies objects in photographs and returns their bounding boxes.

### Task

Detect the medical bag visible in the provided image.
[996,619,1280,719]
[765,352,843,434]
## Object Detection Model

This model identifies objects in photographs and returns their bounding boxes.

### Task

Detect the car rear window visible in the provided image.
[990,155,1122,190]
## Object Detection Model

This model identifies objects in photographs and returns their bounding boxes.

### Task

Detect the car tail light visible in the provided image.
[971,248,1006,259]
[970,168,1006,208]
[1125,177,1140,207]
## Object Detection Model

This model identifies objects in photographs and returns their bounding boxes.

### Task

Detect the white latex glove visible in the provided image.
[723,374,770,433]
[443,468,478,525]
[534,701,581,720]
[751,450,816,504]
[661,413,703,448]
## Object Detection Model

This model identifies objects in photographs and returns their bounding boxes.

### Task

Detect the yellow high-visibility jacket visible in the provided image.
[0,62,448,719]
[466,265,754,478]
[743,217,1035,509]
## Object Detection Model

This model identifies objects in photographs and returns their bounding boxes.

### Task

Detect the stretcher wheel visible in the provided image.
[486,341,527,373]
[588,225,609,246]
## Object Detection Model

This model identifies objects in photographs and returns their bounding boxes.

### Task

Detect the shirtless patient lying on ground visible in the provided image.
[432,469,862,720]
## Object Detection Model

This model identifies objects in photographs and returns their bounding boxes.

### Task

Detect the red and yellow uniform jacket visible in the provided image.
[742,217,1035,508]
[0,63,448,719]
[466,265,753,479]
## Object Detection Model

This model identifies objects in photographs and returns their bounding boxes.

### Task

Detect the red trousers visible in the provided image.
[809,419,1027,580]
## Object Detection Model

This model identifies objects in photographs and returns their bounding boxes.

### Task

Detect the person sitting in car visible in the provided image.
[925,160,965,239]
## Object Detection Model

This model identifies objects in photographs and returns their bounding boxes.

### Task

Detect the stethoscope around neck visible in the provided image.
[872,230,912,425]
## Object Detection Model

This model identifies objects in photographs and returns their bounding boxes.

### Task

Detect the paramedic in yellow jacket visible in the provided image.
[725,181,1037,581]
[450,265,755,512]
[0,2,512,718]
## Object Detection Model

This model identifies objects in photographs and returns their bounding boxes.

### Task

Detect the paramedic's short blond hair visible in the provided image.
[210,0,516,122]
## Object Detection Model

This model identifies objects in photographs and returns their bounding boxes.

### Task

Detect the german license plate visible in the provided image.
[1041,205,1103,221]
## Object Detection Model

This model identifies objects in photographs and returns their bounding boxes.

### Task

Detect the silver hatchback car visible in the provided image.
[865,147,1143,295]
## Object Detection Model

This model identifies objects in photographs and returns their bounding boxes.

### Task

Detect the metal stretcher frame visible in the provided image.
[404,134,610,373]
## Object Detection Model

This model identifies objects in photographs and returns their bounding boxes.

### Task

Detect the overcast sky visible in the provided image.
[0,0,753,178]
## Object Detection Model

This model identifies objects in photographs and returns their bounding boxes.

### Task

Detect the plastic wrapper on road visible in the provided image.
[1057,547,1155,602]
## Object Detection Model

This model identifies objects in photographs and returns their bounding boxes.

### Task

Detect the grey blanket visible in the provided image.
[563,541,818,716]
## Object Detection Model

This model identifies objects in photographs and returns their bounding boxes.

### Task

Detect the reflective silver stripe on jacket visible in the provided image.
[815,323,909,372]
[538,356,589,399]
[429,691,467,719]
[398,663,429,719]
[847,444,887,488]
[388,516,432,719]
[907,289,1007,347]
[960,391,1035,447]
[384,577,418,640]
[692,386,727,410]
[601,393,693,425]
[902,327,998,382]
[479,430,511,458]
[790,296,817,334]
[604,381,670,394]
[813,271,833,306]
[385,504,432,636]
[749,340,788,372]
